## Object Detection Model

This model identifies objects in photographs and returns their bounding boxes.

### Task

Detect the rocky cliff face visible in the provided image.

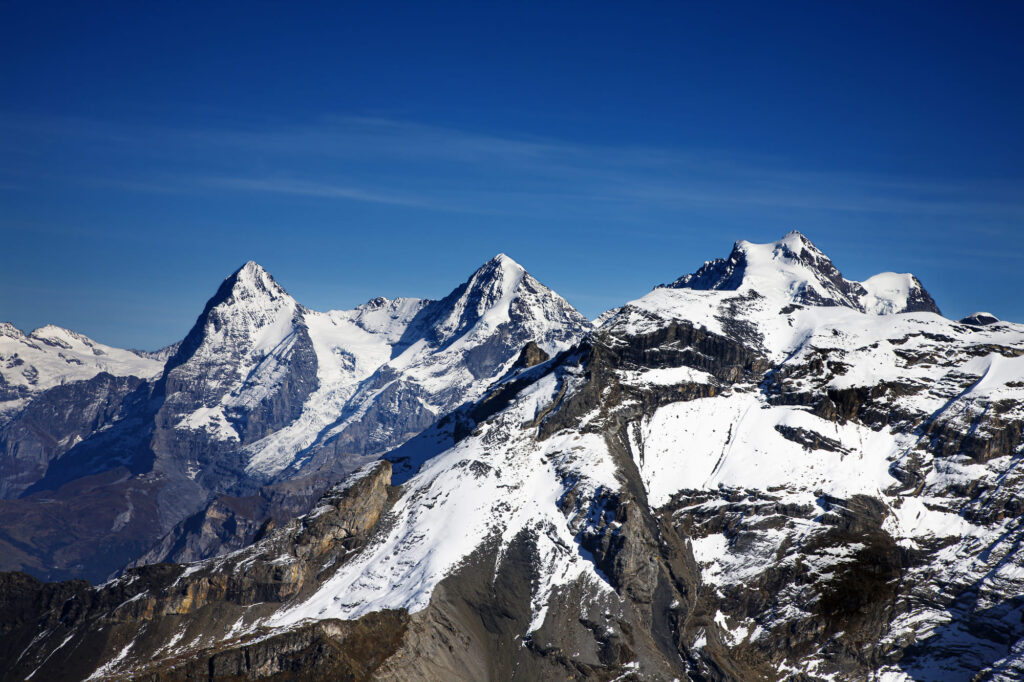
[156,261,319,454]
[0,372,146,498]
[0,461,401,682]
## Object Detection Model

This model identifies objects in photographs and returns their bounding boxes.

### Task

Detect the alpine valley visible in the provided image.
[3,232,1024,681]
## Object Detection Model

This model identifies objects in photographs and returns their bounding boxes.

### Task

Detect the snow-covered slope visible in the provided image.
[0,322,163,421]
[859,271,932,314]
[234,298,428,477]
[268,359,616,634]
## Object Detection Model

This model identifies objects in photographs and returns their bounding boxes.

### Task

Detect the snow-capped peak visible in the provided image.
[187,262,298,345]
[488,252,524,270]
[161,262,305,442]
[222,261,291,305]
[0,322,25,340]
[471,253,528,294]
[166,261,296,360]
[471,253,527,290]
[28,324,96,348]
[401,253,591,357]
[745,229,819,261]
[665,231,940,315]
[859,272,936,315]
[419,254,530,347]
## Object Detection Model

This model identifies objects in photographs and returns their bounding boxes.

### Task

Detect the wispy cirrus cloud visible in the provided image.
[202,176,441,209]
[2,111,1022,226]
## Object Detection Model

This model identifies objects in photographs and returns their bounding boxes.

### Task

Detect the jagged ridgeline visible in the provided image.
[3,233,1024,681]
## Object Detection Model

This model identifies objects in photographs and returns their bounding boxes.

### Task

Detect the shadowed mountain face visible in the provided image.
[4,233,1024,681]
[0,256,592,582]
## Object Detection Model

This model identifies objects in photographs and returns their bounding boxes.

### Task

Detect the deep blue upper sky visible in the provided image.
[2,1,1022,349]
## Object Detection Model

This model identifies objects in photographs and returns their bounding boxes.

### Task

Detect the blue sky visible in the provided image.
[2,1,1022,349]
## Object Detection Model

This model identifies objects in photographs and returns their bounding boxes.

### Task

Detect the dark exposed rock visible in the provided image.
[960,312,1000,327]
[773,425,847,453]
[512,340,550,370]
[132,613,410,682]
[901,276,942,315]
[922,410,1024,464]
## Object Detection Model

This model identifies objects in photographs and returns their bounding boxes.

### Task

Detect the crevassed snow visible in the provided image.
[243,308,401,474]
[348,297,427,341]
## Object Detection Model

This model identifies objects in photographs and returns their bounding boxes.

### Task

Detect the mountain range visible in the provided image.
[2,232,1023,681]
[0,253,590,582]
